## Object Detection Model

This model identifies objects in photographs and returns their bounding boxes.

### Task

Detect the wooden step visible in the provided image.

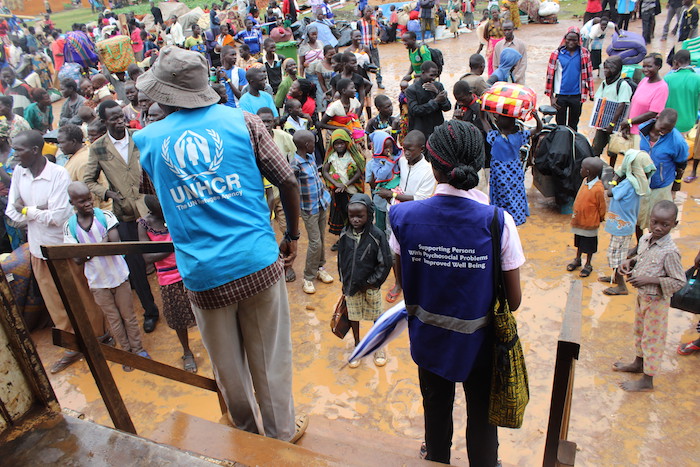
[296,415,469,467]
[145,410,341,466]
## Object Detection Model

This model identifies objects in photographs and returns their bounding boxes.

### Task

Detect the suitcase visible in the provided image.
[96,35,136,73]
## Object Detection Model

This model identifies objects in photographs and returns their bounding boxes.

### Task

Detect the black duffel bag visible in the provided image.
[671,267,700,314]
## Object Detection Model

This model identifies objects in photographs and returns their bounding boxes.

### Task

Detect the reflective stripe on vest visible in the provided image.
[406,304,491,335]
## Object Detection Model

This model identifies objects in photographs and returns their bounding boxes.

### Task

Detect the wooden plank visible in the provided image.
[543,281,583,467]
[559,280,582,347]
[45,259,136,434]
[54,330,219,393]
[0,267,59,412]
[557,440,577,466]
[41,242,173,260]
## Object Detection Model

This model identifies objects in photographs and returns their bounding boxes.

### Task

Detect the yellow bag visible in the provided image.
[96,36,135,73]
[488,209,529,429]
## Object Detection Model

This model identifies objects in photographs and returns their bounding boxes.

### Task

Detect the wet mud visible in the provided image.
[33,18,700,466]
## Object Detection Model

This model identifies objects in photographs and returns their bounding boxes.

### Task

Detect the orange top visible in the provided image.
[571,180,606,230]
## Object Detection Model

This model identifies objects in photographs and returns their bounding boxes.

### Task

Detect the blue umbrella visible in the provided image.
[346,300,408,366]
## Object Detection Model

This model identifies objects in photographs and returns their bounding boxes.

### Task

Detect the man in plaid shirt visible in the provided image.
[359,6,384,89]
[544,26,595,131]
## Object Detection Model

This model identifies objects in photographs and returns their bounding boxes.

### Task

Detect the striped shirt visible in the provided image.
[632,233,686,298]
[63,210,130,289]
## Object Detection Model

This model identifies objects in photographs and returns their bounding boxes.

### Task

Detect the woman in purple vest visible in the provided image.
[388,120,525,465]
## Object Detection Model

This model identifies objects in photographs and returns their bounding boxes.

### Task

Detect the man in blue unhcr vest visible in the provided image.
[133,46,308,443]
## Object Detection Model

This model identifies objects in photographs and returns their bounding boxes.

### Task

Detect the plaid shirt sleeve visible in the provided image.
[243,111,294,187]
[660,249,687,298]
[580,47,595,103]
[544,50,558,97]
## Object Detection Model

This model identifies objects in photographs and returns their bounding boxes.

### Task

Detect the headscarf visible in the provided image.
[325,129,366,193]
[491,47,522,82]
[559,26,582,48]
[281,57,296,77]
[348,193,374,222]
[369,130,401,186]
[616,149,656,195]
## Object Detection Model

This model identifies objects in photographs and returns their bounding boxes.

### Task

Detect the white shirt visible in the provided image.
[398,156,436,200]
[6,161,74,259]
[108,130,130,164]
[170,22,184,46]
[63,210,130,289]
[390,184,526,271]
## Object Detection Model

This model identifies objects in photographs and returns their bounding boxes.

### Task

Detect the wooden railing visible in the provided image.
[41,242,226,436]
[543,280,582,467]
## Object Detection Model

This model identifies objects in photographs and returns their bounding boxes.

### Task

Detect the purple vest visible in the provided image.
[389,195,503,382]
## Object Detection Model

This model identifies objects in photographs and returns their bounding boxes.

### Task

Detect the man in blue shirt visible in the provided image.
[134,46,307,443]
[544,28,595,131]
[637,109,688,238]
[217,45,247,108]
[238,67,278,116]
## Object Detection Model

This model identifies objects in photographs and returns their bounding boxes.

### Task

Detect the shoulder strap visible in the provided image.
[93,208,108,229]
[489,206,506,305]
[68,214,78,240]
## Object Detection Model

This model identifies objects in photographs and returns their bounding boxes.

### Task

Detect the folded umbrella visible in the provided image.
[346,300,408,366]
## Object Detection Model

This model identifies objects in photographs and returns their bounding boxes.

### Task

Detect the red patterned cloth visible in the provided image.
[481,82,538,120]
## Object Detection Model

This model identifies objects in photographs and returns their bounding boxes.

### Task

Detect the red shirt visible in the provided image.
[51,37,65,71]
[586,0,603,13]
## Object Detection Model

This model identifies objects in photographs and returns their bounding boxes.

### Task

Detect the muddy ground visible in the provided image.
[34,17,700,466]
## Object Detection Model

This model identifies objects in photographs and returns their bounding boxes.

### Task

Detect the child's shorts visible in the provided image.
[607,234,632,269]
[346,288,383,321]
[574,234,598,254]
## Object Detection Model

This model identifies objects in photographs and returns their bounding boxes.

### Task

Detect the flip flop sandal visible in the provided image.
[566,259,582,271]
[677,342,700,355]
[386,290,400,303]
[579,265,593,277]
[683,176,698,183]
[289,414,309,444]
[182,354,198,373]
[603,287,628,296]
[598,276,613,283]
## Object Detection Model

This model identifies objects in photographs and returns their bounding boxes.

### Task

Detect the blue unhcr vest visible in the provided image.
[134,105,279,292]
[389,195,504,382]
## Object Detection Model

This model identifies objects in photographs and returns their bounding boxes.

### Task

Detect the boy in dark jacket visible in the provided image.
[337,193,393,368]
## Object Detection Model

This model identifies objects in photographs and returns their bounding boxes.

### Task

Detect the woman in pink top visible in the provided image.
[138,195,198,373]
[620,54,668,136]
[129,21,144,62]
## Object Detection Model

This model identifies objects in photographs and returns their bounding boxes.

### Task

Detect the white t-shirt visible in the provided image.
[325,98,362,117]
[398,156,436,200]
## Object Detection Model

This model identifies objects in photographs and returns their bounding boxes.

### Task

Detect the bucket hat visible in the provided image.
[136,45,220,109]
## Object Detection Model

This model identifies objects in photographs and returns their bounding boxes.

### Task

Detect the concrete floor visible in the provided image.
[33,18,700,465]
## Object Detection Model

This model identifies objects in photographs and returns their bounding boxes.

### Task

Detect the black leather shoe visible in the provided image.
[143,317,158,333]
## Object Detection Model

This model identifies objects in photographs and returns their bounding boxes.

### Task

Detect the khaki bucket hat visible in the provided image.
[136,46,219,109]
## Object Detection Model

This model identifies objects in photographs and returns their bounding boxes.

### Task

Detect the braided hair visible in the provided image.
[425,120,485,191]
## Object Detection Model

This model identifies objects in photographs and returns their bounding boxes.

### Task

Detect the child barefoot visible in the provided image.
[367,130,401,233]
[322,129,365,244]
[568,157,606,277]
[64,182,150,372]
[613,200,686,391]
[138,195,198,373]
[338,194,393,368]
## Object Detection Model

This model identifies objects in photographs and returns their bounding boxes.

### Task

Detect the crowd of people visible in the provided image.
[0,0,699,464]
